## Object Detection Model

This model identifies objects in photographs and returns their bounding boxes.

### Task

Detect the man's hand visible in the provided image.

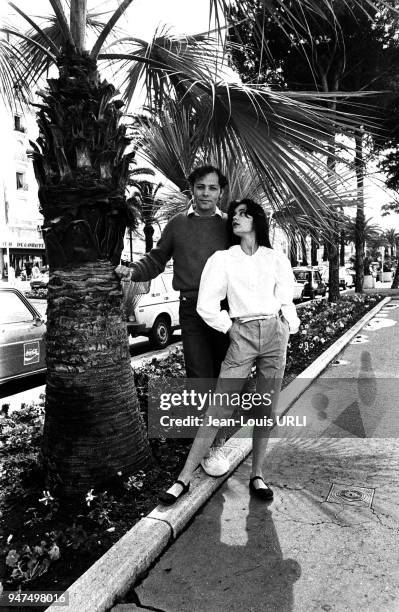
[115,265,131,281]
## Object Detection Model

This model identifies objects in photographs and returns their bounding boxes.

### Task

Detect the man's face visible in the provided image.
[192,172,222,216]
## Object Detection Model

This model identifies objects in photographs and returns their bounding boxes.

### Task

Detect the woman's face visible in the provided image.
[232,204,254,237]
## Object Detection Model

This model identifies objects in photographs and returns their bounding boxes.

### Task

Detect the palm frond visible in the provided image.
[134,102,201,192]
[100,28,229,110]
[47,0,74,47]
[1,8,113,108]
[8,2,60,55]
[90,0,135,59]
[189,83,373,219]
[0,37,33,109]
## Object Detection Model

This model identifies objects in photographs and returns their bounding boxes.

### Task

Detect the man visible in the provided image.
[115,165,230,476]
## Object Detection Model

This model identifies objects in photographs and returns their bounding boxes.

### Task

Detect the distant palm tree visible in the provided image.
[128,168,164,252]
[0,0,373,496]
[345,217,383,246]
[383,228,399,257]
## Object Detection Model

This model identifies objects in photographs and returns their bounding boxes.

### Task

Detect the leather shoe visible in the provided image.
[249,476,273,501]
[159,480,190,505]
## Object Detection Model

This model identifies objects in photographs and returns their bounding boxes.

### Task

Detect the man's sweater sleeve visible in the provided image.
[129,219,174,281]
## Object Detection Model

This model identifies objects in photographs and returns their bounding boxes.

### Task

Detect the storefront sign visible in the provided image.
[1,241,45,249]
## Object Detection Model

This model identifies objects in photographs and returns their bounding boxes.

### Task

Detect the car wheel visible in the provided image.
[150,316,171,349]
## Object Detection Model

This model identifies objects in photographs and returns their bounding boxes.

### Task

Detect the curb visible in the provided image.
[46,295,391,611]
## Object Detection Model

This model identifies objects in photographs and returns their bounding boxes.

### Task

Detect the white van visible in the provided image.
[122,271,180,348]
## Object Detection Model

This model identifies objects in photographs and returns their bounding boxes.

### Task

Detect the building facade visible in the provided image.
[0,103,45,280]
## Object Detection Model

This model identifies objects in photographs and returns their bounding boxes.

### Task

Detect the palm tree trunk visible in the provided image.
[144,223,155,252]
[326,142,340,302]
[354,129,365,293]
[311,237,318,266]
[289,234,298,266]
[392,263,399,289]
[300,235,308,265]
[321,71,340,303]
[70,0,87,51]
[340,229,345,267]
[43,261,150,497]
[30,50,151,497]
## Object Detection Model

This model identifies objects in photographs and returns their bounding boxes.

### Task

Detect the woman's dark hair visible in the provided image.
[227,199,272,248]
[187,165,228,190]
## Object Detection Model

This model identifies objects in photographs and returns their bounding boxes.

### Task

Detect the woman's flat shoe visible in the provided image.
[159,480,190,505]
[249,476,273,501]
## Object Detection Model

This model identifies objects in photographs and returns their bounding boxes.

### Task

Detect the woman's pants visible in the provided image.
[205,316,290,423]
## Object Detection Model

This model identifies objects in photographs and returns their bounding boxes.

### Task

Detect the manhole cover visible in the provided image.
[326,483,374,507]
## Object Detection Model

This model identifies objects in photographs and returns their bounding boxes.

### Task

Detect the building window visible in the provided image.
[14,115,25,133]
[16,172,25,190]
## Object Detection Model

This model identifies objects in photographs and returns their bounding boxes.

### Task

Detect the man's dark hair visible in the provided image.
[187,165,228,189]
[227,199,272,248]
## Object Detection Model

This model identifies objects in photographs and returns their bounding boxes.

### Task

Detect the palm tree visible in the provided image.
[383,228,399,257]
[128,168,164,252]
[135,100,266,207]
[0,0,376,497]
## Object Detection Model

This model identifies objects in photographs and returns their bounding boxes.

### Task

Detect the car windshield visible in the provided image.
[1,292,35,324]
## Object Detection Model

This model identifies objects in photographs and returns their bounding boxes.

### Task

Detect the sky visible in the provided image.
[2,0,398,229]
[1,0,215,38]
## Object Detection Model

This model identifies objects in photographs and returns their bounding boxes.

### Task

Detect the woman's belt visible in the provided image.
[234,314,279,324]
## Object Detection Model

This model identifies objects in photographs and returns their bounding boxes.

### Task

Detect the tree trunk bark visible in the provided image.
[321,68,341,303]
[327,144,340,303]
[144,223,155,253]
[327,235,340,301]
[311,237,318,266]
[340,229,345,267]
[42,260,150,497]
[30,50,150,497]
[70,0,87,52]
[289,235,298,267]
[354,129,365,293]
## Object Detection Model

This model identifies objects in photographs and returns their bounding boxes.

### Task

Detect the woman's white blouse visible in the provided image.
[197,245,300,334]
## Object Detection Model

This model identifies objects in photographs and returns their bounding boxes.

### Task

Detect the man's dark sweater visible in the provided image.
[130,212,229,293]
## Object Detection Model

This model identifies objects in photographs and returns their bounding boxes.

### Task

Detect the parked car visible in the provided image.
[293,280,305,302]
[0,287,46,384]
[292,267,327,299]
[30,266,49,292]
[122,270,180,348]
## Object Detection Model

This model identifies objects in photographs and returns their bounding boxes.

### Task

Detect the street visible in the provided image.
[0,327,182,401]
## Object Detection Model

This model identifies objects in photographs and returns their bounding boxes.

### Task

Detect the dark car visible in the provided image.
[0,287,46,384]
[292,267,327,300]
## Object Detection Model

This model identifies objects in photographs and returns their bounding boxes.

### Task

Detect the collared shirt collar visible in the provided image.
[187,203,223,218]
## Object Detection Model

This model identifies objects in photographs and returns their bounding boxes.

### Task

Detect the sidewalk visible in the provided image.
[113,297,399,611]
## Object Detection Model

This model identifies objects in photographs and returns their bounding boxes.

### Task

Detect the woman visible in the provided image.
[159,199,300,504]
